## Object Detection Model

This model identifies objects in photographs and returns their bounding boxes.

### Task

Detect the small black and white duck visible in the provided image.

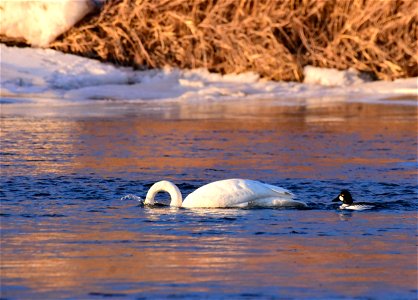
[332,189,374,211]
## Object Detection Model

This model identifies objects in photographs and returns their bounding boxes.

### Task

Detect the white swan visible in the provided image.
[144,179,307,208]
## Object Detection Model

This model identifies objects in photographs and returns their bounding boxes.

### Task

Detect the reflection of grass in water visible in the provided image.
[51,0,417,82]
[381,94,418,101]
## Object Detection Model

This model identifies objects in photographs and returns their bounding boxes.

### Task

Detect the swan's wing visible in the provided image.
[182,179,294,208]
[250,197,307,208]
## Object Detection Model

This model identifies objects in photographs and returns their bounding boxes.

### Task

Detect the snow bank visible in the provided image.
[0,0,94,47]
[1,44,417,106]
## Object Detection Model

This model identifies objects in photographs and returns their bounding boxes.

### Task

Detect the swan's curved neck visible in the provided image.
[144,180,183,207]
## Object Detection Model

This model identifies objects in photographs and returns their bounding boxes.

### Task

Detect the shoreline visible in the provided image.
[1,44,417,107]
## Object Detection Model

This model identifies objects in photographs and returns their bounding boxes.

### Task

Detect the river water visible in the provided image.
[1,99,417,299]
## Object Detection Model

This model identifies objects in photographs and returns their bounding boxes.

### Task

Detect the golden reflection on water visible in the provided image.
[2,101,415,181]
[1,211,416,297]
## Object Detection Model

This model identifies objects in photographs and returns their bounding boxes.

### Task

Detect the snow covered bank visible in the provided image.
[1,45,417,106]
[0,0,94,47]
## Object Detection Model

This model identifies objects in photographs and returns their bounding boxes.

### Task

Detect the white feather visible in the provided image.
[340,204,373,211]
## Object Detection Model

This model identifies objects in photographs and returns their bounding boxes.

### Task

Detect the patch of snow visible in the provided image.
[1,45,417,106]
[0,0,94,47]
[303,66,370,86]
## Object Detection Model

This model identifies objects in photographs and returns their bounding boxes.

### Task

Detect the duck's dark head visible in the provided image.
[332,189,353,205]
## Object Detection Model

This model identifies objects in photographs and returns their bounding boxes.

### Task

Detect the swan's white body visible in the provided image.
[144,179,307,208]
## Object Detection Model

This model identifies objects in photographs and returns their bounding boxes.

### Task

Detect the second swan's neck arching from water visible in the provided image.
[144,180,183,207]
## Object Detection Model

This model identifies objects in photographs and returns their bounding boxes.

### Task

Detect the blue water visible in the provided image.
[1,100,417,299]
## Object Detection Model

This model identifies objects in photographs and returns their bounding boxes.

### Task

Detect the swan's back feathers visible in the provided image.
[182,179,295,208]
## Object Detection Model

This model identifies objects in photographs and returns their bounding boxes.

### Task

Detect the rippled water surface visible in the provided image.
[1,99,417,299]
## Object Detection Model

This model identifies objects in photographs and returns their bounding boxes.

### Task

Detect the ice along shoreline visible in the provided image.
[1,44,417,106]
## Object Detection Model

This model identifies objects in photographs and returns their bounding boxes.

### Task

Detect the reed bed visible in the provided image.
[50,0,417,81]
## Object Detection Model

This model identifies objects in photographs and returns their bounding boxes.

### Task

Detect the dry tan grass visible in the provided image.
[50,0,417,81]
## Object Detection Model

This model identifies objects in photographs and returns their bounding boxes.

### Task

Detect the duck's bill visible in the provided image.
[332,196,340,202]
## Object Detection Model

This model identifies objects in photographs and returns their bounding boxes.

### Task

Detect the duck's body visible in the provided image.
[339,203,374,211]
[145,179,307,208]
[333,189,374,211]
